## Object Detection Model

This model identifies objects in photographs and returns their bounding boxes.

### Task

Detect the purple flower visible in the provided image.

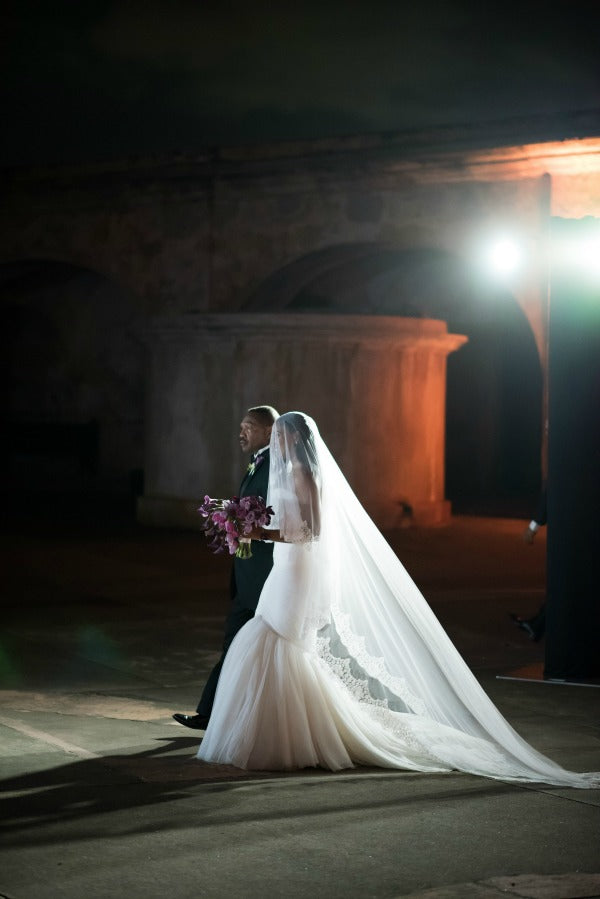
[197,493,273,559]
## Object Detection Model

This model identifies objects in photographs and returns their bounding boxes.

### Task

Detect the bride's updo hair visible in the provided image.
[279,412,319,476]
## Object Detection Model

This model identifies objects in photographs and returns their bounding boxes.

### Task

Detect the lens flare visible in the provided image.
[487,238,522,277]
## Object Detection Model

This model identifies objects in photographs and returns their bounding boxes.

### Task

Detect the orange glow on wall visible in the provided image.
[454,139,600,218]
[391,137,600,218]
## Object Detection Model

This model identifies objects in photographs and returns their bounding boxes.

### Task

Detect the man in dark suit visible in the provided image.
[173,405,279,730]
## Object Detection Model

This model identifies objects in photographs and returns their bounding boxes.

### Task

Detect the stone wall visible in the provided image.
[2,128,599,519]
[138,314,466,529]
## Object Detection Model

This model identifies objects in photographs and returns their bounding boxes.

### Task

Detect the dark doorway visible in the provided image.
[0,259,145,528]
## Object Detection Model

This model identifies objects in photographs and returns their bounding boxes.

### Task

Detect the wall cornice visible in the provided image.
[148,313,468,354]
[3,109,599,194]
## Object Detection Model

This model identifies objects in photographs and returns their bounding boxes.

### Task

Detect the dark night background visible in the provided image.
[1,10,600,893]
[1,0,599,522]
[2,0,599,167]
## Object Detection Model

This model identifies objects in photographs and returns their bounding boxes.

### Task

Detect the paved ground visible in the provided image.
[1,507,599,898]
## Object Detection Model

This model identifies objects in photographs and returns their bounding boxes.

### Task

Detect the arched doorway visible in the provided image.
[0,259,145,521]
[244,244,543,516]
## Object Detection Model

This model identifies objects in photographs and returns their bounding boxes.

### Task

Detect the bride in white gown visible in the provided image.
[197,412,599,787]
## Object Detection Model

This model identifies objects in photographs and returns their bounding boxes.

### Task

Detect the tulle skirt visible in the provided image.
[197,546,599,787]
[197,614,561,779]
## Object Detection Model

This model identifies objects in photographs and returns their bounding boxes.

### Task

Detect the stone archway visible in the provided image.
[0,259,145,507]
[243,243,543,515]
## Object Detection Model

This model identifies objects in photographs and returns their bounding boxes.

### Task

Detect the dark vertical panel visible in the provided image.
[545,216,600,679]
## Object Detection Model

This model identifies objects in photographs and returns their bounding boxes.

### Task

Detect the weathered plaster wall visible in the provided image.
[1,131,598,517]
[139,315,466,529]
[4,137,599,345]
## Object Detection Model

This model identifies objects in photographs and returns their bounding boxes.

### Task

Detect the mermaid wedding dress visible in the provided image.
[197,413,599,788]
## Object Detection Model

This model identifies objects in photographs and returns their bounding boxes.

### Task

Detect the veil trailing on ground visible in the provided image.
[267,412,599,788]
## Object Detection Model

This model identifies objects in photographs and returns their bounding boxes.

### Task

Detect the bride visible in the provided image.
[197,412,599,787]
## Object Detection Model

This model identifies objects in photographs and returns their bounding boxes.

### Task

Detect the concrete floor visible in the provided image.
[1,509,599,898]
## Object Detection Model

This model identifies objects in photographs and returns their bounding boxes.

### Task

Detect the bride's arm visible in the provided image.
[248,526,283,542]
[294,467,321,538]
[247,468,320,543]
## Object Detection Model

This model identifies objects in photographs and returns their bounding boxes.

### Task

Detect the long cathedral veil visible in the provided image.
[267,412,599,788]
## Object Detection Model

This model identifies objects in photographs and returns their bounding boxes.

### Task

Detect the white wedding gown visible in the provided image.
[197,413,599,787]
[196,541,591,783]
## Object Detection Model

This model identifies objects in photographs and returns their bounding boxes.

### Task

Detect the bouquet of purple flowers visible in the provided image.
[198,494,274,559]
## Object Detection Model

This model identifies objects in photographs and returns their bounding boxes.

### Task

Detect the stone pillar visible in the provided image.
[137,314,467,529]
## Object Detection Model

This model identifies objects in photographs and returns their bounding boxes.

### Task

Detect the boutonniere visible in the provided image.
[246,453,265,478]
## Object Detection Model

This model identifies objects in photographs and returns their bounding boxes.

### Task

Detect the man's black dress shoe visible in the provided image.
[172,713,210,730]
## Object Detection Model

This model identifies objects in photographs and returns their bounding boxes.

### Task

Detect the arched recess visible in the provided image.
[243,243,543,515]
[0,259,145,514]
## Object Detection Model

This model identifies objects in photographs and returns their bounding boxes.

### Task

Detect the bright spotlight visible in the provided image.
[486,237,522,278]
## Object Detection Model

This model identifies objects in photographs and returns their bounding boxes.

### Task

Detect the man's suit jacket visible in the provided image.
[231,449,274,611]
